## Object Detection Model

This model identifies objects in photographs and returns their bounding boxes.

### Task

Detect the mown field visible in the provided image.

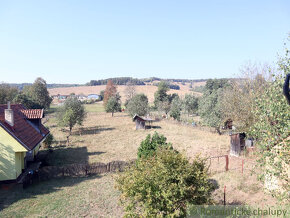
[0,103,278,217]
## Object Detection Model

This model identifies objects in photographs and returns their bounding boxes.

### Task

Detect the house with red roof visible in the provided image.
[0,103,49,181]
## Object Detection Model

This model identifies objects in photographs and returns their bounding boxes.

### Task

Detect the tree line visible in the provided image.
[87,77,146,86]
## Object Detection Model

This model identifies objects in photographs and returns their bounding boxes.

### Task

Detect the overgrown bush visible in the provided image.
[137,132,172,159]
[43,133,54,149]
[116,149,214,217]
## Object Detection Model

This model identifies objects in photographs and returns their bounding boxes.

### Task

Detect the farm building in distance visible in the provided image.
[0,103,49,182]
[87,94,102,101]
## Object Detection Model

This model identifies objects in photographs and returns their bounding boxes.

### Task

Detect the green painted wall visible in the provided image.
[0,126,27,181]
[15,152,23,178]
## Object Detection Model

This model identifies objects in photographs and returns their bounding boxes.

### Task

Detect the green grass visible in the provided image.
[47,102,105,114]
[0,174,123,217]
[84,103,105,113]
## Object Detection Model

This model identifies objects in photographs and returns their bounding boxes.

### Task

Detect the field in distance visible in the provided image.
[48,81,204,103]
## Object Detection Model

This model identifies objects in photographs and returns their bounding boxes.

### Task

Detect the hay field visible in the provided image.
[45,103,229,165]
[48,81,204,103]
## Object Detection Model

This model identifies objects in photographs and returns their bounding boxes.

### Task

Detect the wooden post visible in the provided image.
[224,185,226,206]
[210,158,211,174]
[242,159,244,175]
[225,155,229,171]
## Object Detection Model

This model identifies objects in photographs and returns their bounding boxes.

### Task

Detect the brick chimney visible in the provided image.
[5,102,14,127]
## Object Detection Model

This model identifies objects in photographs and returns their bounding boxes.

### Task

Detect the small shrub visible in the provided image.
[137,132,172,159]
[116,149,214,217]
[43,133,54,149]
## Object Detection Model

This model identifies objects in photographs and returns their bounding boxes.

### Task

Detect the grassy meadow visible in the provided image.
[0,102,278,217]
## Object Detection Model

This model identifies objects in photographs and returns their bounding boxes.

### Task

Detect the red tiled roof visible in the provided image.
[20,109,44,119]
[0,104,49,151]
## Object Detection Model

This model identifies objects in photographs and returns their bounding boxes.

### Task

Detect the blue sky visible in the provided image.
[0,0,289,84]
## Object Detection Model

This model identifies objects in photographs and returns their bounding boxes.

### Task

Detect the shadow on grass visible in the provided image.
[60,126,115,136]
[74,126,115,136]
[145,125,161,129]
[45,146,106,166]
[0,175,102,211]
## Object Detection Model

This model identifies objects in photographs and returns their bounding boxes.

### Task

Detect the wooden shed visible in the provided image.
[133,115,154,130]
[230,133,246,156]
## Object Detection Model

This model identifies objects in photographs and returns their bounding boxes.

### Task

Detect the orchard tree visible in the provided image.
[124,81,136,102]
[183,94,199,116]
[24,77,52,109]
[105,94,121,117]
[157,100,171,116]
[59,97,86,145]
[198,79,230,134]
[126,93,148,117]
[154,81,170,107]
[220,63,270,132]
[170,96,182,121]
[103,80,117,106]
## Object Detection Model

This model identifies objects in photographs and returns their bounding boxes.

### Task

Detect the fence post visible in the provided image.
[224,185,226,206]
[225,155,229,171]
[242,159,244,175]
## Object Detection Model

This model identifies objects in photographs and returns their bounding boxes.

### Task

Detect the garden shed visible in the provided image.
[133,115,154,130]
[229,133,246,156]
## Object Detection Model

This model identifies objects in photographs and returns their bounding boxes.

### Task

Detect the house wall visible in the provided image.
[0,126,27,181]
[33,143,41,157]
[15,152,26,178]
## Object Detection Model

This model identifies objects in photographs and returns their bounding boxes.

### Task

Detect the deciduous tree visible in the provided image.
[59,97,86,145]
[13,92,41,109]
[0,84,19,104]
[198,79,230,134]
[105,94,121,117]
[154,81,170,108]
[248,47,290,199]
[103,80,117,106]
[126,93,148,117]
[24,77,52,109]
[183,94,199,116]
[170,96,182,121]
[124,81,136,102]
[116,148,213,217]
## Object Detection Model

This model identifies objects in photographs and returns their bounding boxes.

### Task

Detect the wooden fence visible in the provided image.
[35,160,135,181]
[206,155,229,175]
[206,154,256,175]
